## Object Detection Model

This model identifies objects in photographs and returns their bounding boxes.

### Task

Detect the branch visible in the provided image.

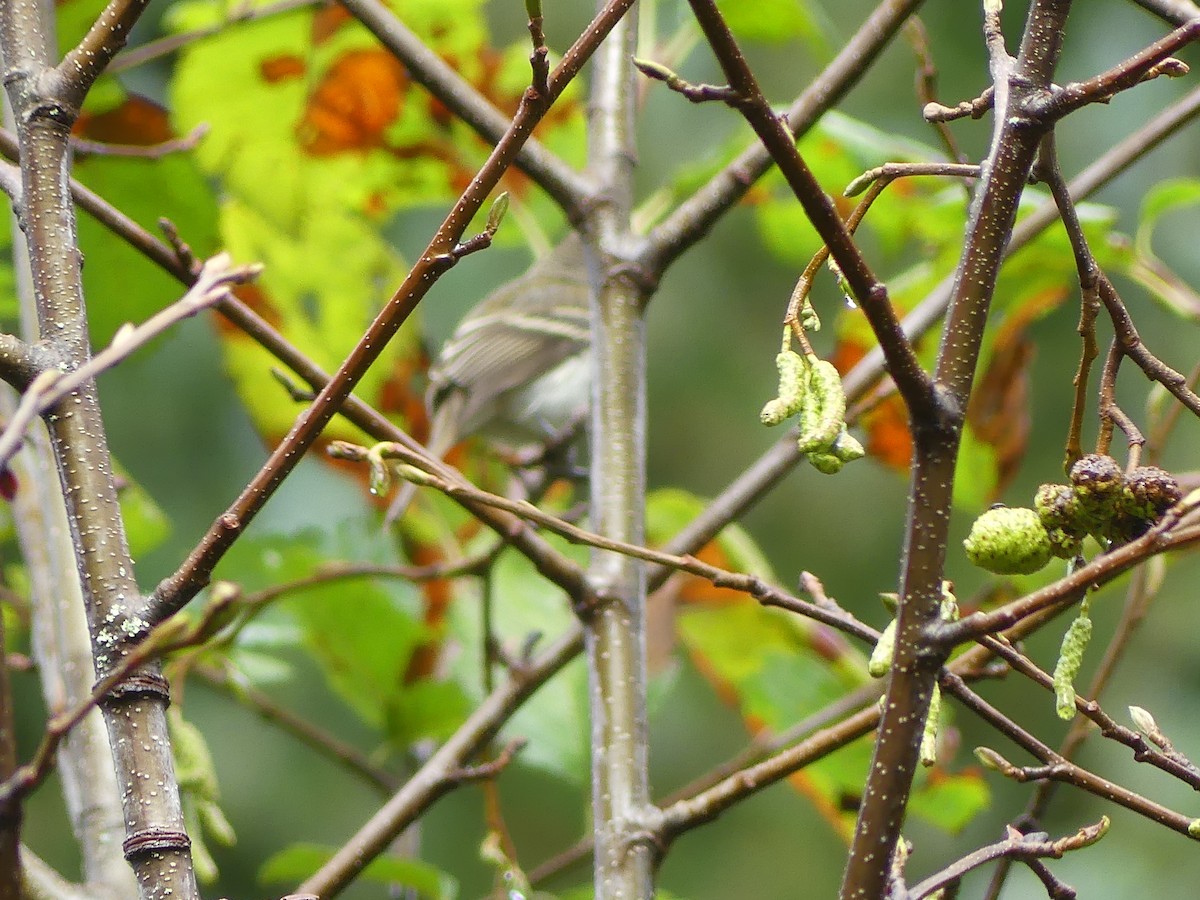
[579,4,656,893]
[1129,0,1200,26]
[1030,20,1199,119]
[332,440,883,643]
[54,0,152,107]
[979,635,1200,790]
[192,665,400,795]
[107,0,319,74]
[656,705,881,842]
[905,819,1108,900]
[0,586,236,813]
[843,2,1075,894]
[0,0,193,887]
[0,393,134,895]
[295,626,584,898]
[939,491,1200,645]
[0,332,41,390]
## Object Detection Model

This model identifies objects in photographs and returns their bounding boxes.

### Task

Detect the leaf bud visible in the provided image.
[963,506,1053,575]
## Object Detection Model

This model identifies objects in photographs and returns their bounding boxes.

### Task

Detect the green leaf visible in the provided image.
[907,769,991,833]
[678,604,867,736]
[445,534,589,782]
[385,678,471,745]
[260,842,458,898]
[289,577,425,730]
[646,487,775,577]
[1135,177,1200,258]
[951,424,999,513]
[721,0,828,47]
[215,524,430,730]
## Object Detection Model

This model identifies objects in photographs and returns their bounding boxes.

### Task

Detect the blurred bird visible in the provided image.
[385,234,592,525]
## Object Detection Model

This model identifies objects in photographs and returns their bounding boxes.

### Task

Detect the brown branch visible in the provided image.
[905,819,1108,900]
[329,440,882,645]
[295,624,584,898]
[0,587,235,813]
[529,682,885,885]
[978,635,1200,790]
[108,0,319,73]
[841,2,1074,893]
[54,0,152,107]
[939,496,1200,645]
[1129,0,1200,27]
[0,0,194,887]
[1031,20,1200,119]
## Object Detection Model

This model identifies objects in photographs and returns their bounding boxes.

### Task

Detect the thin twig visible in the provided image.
[193,664,400,795]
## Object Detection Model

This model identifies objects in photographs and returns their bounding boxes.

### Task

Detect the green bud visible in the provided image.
[974,746,1007,771]
[1189,819,1200,840]
[1053,603,1093,720]
[485,191,510,235]
[1129,705,1158,737]
[963,507,1053,575]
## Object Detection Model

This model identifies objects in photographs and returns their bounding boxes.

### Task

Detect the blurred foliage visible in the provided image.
[2,0,1200,898]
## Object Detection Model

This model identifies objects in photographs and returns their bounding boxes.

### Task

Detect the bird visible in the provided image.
[385,233,592,525]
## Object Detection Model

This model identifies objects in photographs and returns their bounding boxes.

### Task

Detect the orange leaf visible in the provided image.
[260,54,306,83]
[310,3,353,43]
[967,331,1033,500]
[74,94,173,145]
[298,50,408,155]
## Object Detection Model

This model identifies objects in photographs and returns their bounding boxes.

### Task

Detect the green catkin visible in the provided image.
[796,357,846,455]
[1053,600,1093,720]
[808,451,844,475]
[830,429,865,462]
[868,618,897,677]
[921,684,942,767]
[761,350,808,426]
